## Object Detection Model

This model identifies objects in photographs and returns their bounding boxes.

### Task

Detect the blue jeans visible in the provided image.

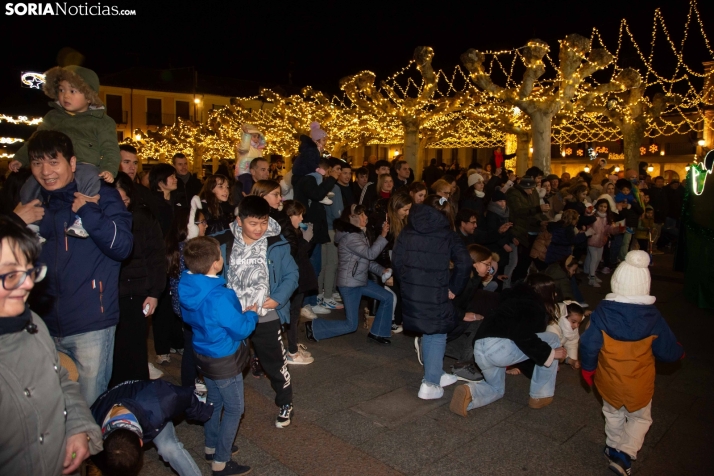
[153,421,202,476]
[312,281,393,340]
[304,244,323,307]
[54,326,115,405]
[422,333,447,386]
[204,374,244,464]
[466,333,561,410]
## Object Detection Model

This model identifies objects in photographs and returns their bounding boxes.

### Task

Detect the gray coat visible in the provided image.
[0,309,103,475]
[334,219,387,288]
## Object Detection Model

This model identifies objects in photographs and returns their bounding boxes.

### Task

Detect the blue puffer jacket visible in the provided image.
[580,298,683,372]
[31,181,133,337]
[544,222,588,265]
[266,234,300,324]
[91,379,213,444]
[392,204,472,335]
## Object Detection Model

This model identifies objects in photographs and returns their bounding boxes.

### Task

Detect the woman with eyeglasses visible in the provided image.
[0,215,103,475]
[110,172,168,385]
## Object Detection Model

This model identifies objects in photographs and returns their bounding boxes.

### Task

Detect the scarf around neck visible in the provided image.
[487,200,509,218]
[227,218,281,316]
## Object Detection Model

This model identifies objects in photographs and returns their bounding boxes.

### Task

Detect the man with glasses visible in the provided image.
[23,130,133,405]
[456,208,480,246]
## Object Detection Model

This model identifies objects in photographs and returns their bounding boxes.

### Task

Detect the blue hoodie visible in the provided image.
[178,272,259,359]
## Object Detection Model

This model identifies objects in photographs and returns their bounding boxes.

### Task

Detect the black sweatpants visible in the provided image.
[287,292,304,354]
[251,319,292,407]
[152,285,184,355]
[110,296,149,387]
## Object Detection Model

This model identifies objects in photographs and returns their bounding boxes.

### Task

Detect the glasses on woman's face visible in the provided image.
[194,220,207,225]
[0,265,47,291]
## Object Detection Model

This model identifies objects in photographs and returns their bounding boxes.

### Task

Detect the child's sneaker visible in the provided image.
[319,197,333,205]
[327,192,335,198]
[391,323,403,334]
[156,354,171,364]
[319,297,344,310]
[27,224,46,244]
[65,216,89,238]
[296,343,312,358]
[331,292,342,302]
[287,351,314,365]
[604,446,632,475]
[588,277,601,287]
[148,363,164,380]
[275,403,294,428]
[592,275,603,283]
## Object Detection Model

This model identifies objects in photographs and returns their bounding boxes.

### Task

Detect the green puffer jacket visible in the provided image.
[506,185,548,245]
[14,102,120,175]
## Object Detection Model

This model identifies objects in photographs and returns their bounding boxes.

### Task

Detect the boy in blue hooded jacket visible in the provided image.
[179,236,258,476]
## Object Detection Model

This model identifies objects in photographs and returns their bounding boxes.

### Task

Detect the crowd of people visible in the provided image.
[0,64,685,476]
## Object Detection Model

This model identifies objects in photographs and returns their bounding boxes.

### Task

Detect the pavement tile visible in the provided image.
[358,417,474,474]
[312,408,390,445]
[413,458,485,476]
[506,396,590,443]
[351,386,448,429]
[425,393,524,437]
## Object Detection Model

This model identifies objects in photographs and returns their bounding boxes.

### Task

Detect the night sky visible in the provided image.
[1,0,713,112]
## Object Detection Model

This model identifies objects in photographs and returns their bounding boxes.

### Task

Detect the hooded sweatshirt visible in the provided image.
[179,272,258,359]
[227,217,281,322]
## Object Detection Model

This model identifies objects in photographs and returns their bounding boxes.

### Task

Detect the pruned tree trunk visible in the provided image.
[403,120,420,176]
[515,132,531,176]
[621,121,646,172]
[531,111,553,173]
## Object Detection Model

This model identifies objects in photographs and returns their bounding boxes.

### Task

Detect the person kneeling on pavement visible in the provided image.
[91,379,213,476]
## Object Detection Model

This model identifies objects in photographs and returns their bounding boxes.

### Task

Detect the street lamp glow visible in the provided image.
[614,166,621,173]
[584,165,590,173]
[134,134,142,141]
[194,98,201,104]
[698,139,706,147]
[647,164,654,173]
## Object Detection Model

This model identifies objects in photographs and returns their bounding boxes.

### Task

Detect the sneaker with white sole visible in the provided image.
[300,305,317,320]
[296,343,312,358]
[588,277,601,288]
[418,382,444,400]
[331,292,342,302]
[287,351,314,365]
[451,363,484,382]
[156,354,171,364]
[319,197,333,205]
[170,347,184,355]
[275,403,293,428]
[319,298,344,310]
[391,323,403,334]
[592,275,603,283]
[311,304,331,315]
[65,216,89,238]
[148,363,164,379]
[440,373,458,387]
[414,337,423,365]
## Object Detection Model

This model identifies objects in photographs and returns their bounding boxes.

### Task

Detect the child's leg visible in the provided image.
[620,401,653,459]
[74,163,101,196]
[594,246,604,271]
[153,421,202,476]
[287,292,304,354]
[251,320,292,407]
[203,377,224,456]
[204,375,245,464]
[584,246,593,276]
[602,400,627,452]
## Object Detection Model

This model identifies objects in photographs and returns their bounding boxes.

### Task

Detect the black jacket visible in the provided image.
[338,182,356,209]
[172,173,203,209]
[202,200,235,236]
[270,207,298,259]
[647,186,668,223]
[665,184,684,220]
[91,380,212,444]
[145,190,176,237]
[423,165,444,188]
[291,135,322,181]
[293,174,337,245]
[475,282,553,366]
[392,204,472,335]
[563,201,597,227]
[120,205,166,299]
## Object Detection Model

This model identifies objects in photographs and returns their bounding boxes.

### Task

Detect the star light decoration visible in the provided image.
[21,72,46,89]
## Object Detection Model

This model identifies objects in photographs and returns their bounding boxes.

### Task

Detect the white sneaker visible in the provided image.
[593,275,603,283]
[418,382,444,400]
[297,343,312,358]
[320,298,344,310]
[148,363,163,379]
[391,323,403,334]
[327,192,335,198]
[311,304,331,315]
[588,278,601,288]
[440,373,458,387]
[287,351,314,365]
[300,305,317,320]
[156,354,171,364]
[65,216,89,238]
[319,197,333,205]
[331,292,342,302]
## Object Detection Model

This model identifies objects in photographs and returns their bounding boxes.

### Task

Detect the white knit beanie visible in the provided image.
[468,173,484,187]
[610,250,651,296]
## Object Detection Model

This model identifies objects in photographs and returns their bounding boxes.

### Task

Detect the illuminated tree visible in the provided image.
[340,46,474,174]
[461,34,617,173]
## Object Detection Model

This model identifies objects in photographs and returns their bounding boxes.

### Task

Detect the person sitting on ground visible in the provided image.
[449,273,566,416]
[305,204,394,344]
[545,301,588,370]
[0,216,103,475]
[91,379,213,476]
[579,250,684,476]
[179,236,259,475]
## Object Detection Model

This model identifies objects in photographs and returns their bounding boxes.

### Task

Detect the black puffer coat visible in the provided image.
[392,204,472,335]
[119,205,166,299]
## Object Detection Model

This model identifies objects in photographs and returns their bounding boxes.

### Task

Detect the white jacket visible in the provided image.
[545,301,580,360]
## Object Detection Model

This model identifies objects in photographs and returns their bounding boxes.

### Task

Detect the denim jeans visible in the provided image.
[609,233,624,266]
[502,245,519,289]
[466,333,561,410]
[153,421,202,476]
[54,326,116,405]
[422,333,447,386]
[312,281,393,340]
[204,374,244,464]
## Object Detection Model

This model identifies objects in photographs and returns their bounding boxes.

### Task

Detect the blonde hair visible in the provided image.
[387,192,413,239]
[377,173,393,193]
[431,179,451,194]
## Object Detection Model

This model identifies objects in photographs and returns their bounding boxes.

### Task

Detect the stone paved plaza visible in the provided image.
[137,253,713,475]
